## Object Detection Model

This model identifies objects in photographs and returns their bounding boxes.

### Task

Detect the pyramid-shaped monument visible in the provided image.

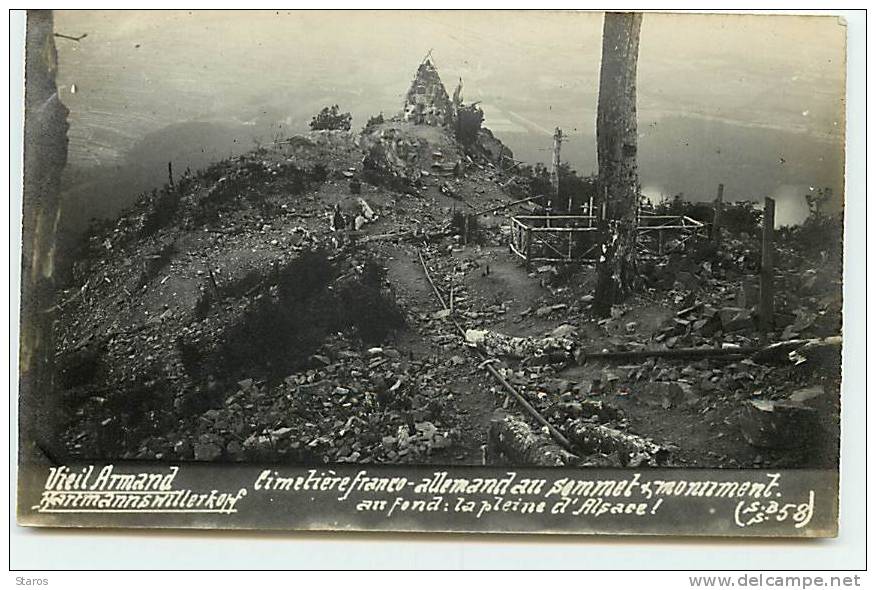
[402,59,455,126]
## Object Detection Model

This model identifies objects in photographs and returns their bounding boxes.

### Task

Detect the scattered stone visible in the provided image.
[193,441,223,461]
[789,385,825,404]
[550,324,577,338]
[740,399,819,449]
[310,354,331,366]
[535,305,554,317]
[173,440,192,458]
[719,307,754,332]
[226,440,242,456]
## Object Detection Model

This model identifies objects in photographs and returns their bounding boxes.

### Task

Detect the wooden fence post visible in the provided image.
[524,227,532,270]
[759,197,775,343]
[712,183,724,243]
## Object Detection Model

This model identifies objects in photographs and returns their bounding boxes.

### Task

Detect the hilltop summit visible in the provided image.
[50,62,522,464]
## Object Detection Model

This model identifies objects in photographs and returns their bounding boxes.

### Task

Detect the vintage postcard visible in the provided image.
[17,9,846,536]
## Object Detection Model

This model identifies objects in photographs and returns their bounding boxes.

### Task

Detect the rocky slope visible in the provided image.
[49,112,842,470]
[52,118,522,463]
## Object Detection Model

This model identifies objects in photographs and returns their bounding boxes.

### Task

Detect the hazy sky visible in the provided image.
[52,10,846,225]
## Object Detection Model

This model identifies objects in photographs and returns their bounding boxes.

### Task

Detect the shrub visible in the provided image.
[653,194,713,223]
[652,195,762,236]
[364,113,385,130]
[204,249,405,384]
[336,261,405,345]
[140,187,181,237]
[309,105,352,131]
[722,200,763,235]
[277,249,338,303]
[778,187,843,259]
[455,104,484,145]
[517,162,596,213]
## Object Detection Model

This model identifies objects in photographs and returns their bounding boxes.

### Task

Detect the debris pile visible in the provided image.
[176,338,460,464]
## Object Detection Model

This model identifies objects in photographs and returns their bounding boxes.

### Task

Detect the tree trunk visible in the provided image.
[486,414,576,466]
[566,419,669,467]
[594,12,642,317]
[20,10,69,463]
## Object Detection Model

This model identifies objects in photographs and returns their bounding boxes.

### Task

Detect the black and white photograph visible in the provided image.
[14,8,853,543]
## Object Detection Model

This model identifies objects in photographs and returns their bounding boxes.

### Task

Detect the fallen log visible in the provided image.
[577,335,842,365]
[465,328,575,362]
[474,195,542,216]
[363,225,454,244]
[565,419,670,466]
[578,346,758,363]
[487,413,576,466]
[547,400,625,423]
[362,229,421,243]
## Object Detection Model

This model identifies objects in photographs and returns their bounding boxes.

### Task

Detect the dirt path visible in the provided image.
[377,242,503,464]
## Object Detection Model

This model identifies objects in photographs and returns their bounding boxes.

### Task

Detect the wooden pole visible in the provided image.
[568,223,573,261]
[417,250,447,309]
[551,127,563,208]
[712,183,724,243]
[207,267,220,298]
[167,161,174,189]
[482,362,573,452]
[760,197,775,343]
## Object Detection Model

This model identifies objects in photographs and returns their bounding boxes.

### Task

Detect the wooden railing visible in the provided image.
[509,214,706,265]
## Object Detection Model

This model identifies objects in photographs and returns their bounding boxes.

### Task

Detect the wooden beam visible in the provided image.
[578,346,760,362]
